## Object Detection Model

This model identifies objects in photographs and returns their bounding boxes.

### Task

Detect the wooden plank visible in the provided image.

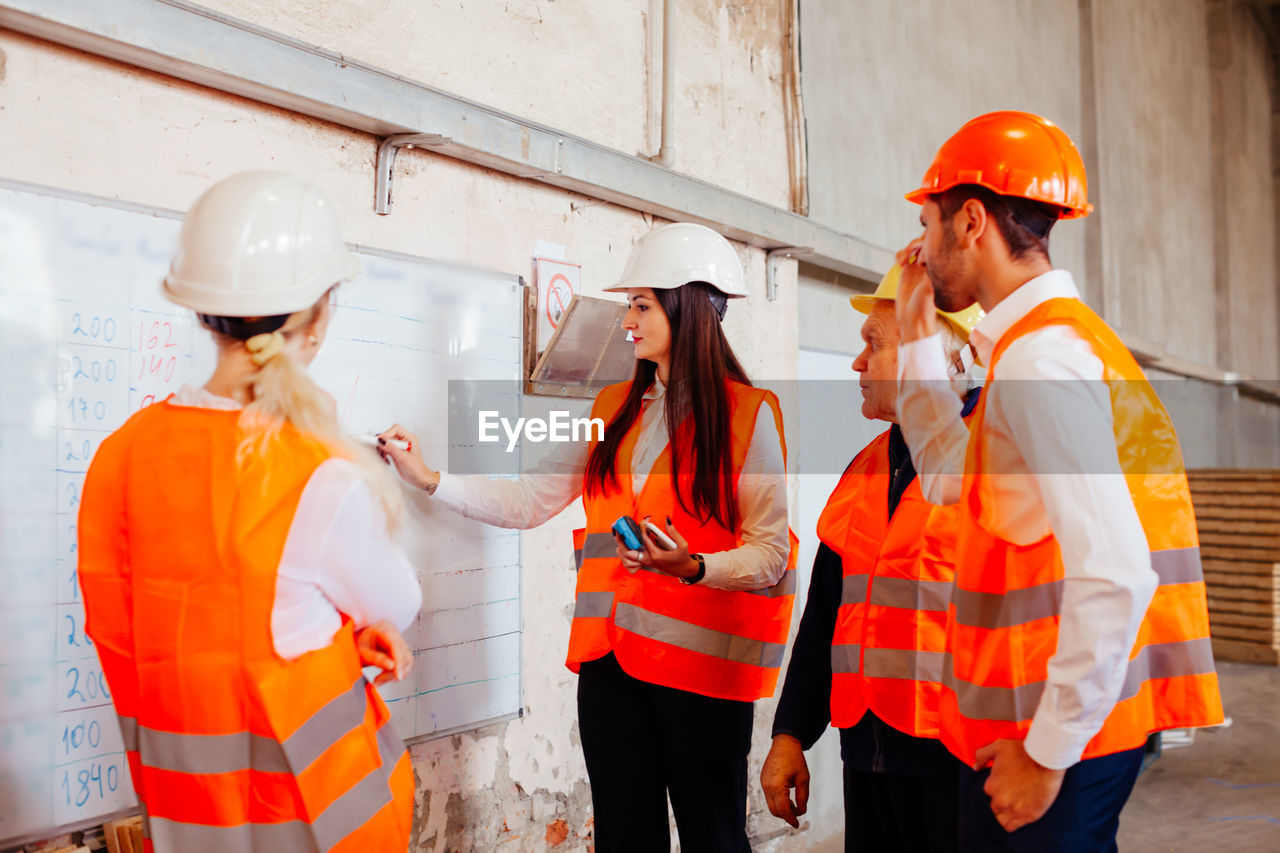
[1209,622,1280,643]
[1191,493,1280,509]
[1211,637,1280,666]
[1202,558,1280,575]
[1200,545,1280,562]
[1208,622,1280,640]
[1198,530,1280,546]
[1194,505,1280,522]
[1205,574,1280,593]
[1188,478,1280,490]
[104,819,126,853]
[1207,586,1280,604]
[1209,606,1280,624]
[1207,597,1280,617]
[1188,468,1280,479]
[1195,520,1280,536]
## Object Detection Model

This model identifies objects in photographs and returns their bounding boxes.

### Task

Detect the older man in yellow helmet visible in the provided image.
[760,265,981,852]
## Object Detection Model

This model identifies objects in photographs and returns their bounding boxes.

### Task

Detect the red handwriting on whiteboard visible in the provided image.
[137,320,178,383]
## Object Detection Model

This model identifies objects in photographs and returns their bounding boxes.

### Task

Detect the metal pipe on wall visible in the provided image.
[647,0,675,168]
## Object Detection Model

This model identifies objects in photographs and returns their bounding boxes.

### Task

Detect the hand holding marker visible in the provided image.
[356,434,411,452]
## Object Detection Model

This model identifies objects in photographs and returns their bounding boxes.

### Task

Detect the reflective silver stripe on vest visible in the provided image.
[121,718,292,775]
[1151,547,1204,585]
[573,590,615,619]
[118,714,138,752]
[867,578,952,612]
[312,718,404,851]
[148,815,317,853]
[862,648,946,683]
[748,570,798,598]
[613,602,786,668]
[952,547,1205,630]
[831,644,861,674]
[140,717,406,853]
[281,677,369,772]
[117,677,384,777]
[581,532,617,562]
[943,636,1217,723]
[951,580,1062,629]
[841,575,870,606]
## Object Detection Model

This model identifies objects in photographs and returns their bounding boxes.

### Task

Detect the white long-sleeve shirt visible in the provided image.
[434,378,791,591]
[171,386,422,660]
[895,270,1158,770]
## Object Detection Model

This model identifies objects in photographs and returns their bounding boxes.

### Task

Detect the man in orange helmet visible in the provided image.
[893,111,1223,851]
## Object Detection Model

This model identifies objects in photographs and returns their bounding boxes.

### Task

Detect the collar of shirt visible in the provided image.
[970,269,1081,366]
[642,376,666,402]
[171,383,242,410]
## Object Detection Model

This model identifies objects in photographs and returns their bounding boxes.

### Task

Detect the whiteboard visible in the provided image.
[0,183,524,844]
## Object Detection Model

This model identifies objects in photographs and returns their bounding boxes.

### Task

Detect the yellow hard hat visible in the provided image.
[849,262,984,341]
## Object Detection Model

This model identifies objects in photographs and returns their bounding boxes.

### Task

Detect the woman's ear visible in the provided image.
[307,297,332,344]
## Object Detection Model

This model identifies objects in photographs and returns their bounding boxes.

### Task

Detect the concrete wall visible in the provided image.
[192,0,795,209]
[1213,0,1279,380]
[801,0,1279,462]
[800,0,1089,300]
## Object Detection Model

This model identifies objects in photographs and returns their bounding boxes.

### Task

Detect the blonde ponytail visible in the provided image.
[228,306,404,532]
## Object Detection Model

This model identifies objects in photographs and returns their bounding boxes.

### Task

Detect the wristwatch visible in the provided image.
[680,553,706,585]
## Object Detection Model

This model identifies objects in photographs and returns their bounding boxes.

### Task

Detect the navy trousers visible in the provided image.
[844,766,960,852]
[957,745,1145,852]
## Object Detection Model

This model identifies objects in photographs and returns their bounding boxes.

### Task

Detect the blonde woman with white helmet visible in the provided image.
[77,171,420,852]
[379,222,797,852]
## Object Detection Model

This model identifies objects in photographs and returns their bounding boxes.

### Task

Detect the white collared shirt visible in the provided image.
[170,385,422,660]
[896,270,1158,770]
[434,378,791,591]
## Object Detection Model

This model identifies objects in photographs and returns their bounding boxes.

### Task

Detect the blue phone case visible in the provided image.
[612,516,644,550]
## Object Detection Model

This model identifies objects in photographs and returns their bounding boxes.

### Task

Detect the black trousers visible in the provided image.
[843,765,960,852]
[957,745,1144,852]
[577,653,754,853]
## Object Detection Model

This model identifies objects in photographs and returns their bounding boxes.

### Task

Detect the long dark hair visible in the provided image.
[584,283,751,530]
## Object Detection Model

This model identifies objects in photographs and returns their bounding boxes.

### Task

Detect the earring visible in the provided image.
[307,334,319,346]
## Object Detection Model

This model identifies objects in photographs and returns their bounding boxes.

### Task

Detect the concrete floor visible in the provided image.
[1119,661,1280,851]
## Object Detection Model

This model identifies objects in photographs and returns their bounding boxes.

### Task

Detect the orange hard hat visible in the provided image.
[905,111,1093,219]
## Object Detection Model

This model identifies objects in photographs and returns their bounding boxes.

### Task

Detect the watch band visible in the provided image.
[681,553,706,585]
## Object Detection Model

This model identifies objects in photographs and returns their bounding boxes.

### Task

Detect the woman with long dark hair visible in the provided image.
[380,222,796,852]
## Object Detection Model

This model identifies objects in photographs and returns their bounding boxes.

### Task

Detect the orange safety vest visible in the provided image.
[824,418,969,739]
[940,298,1224,766]
[567,380,798,702]
[79,401,413,853]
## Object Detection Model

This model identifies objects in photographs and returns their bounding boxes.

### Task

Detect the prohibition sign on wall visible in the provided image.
[546,274,574,328]
[534,256,581,351]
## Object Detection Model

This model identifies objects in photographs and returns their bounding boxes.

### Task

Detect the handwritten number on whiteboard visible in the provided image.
[66,667,85,702]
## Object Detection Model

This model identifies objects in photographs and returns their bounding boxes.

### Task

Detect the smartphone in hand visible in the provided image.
[644,520,678,550]
[612,516,645,550]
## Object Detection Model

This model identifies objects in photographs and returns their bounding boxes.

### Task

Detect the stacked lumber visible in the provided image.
[1187,469,1280,665]
[103,817,144,853]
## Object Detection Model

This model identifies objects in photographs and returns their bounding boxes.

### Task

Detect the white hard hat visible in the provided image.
[163,171,360,317]
[604,222,748,298]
